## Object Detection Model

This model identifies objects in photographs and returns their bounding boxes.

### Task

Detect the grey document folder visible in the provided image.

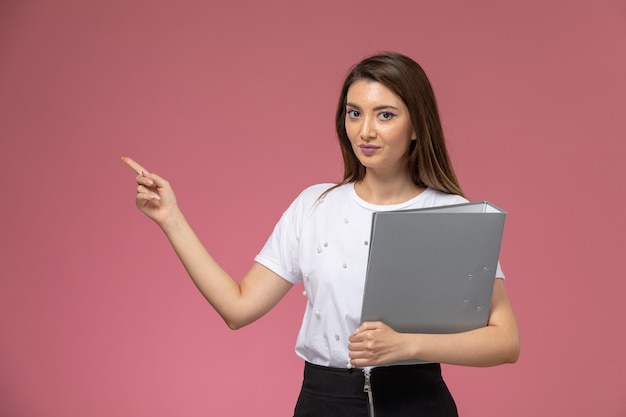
[360,201,506,364]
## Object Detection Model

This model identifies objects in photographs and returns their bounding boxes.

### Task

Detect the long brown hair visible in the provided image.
[332,52,464,197]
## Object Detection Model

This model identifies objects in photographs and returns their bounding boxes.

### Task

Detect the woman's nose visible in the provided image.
[360,117,376,140]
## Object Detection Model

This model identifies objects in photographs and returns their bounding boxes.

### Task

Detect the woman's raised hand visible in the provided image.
[121,156,180,227]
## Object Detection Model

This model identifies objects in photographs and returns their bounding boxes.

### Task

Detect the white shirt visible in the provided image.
[255,183,503,368]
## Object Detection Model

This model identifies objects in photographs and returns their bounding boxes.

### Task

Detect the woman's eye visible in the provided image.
[379,111,395,120]
[347,109,360,118]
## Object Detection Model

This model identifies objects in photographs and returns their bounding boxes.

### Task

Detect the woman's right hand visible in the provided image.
[121,156,180,228]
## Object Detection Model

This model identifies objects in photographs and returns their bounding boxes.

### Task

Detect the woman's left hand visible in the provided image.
[348,321,410,367]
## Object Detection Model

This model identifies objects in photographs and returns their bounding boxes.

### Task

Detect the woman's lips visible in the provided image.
[359,144,380,156]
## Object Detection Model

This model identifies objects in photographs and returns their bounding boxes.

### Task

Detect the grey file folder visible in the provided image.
[360,201,506,365]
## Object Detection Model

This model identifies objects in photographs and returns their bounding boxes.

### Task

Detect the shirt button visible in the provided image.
[335,335,340,341]
[317,247,322,253]
[315,310,321,317]
[342,263,347,269]
[302,291,307,296]
[344,218,349,224]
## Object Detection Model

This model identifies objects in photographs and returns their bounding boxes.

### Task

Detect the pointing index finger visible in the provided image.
[121,156,148,175]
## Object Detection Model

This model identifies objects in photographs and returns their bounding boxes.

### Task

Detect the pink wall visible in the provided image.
[1,0,625,415]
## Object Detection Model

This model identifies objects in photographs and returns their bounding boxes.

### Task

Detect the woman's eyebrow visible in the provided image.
[346,102,401,111]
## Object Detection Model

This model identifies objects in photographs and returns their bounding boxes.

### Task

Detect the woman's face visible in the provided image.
[345,80,416,176]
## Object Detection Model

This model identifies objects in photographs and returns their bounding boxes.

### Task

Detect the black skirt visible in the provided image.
[293,362,458,417]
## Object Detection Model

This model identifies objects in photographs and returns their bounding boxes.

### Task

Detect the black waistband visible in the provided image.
[301,362,443,399]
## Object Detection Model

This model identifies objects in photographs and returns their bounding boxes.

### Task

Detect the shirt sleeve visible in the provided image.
[495,261,505,279]
[254,185,327,284]
[254,203,302,284]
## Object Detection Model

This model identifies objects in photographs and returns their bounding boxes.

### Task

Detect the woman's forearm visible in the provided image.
[160,211,292,329]
[402,323,520,367]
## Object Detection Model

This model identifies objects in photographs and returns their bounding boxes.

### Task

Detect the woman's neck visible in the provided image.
[354,171,425,205]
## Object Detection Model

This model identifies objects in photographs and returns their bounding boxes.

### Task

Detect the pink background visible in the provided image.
[1,0,625,416]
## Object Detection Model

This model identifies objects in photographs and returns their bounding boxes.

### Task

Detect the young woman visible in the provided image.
[123,52,519,417]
